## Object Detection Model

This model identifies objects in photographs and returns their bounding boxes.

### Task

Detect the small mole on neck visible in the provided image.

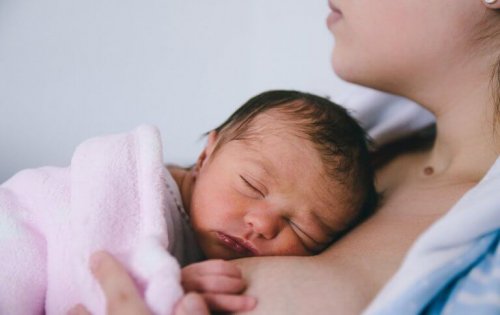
[423,166,434,176]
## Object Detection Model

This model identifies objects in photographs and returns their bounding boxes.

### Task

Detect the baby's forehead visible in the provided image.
[224,118,338,184]
[233,109,311,142]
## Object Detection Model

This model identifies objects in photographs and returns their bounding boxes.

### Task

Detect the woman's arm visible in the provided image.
[234,253,372,315]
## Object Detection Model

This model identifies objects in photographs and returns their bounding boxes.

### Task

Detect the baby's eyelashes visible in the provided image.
[288,217,338,253]
[287,218,319,251]
[239,175,265,198]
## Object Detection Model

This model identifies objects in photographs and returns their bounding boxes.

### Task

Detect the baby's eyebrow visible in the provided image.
[237,143,278,177]
[241,158,280,190]
[246,157,275,179]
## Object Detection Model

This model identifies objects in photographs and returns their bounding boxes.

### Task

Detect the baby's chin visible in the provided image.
[200,242,253,260]
[203,250,251,261]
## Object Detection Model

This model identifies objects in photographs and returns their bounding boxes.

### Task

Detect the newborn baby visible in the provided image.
[173,89,377,259]
[0,90,377,314]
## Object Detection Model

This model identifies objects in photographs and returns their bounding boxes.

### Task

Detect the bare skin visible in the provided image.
[232,0,500,312]
[234,145,495,314]
[70,144,488,315]
[69,1,500,313]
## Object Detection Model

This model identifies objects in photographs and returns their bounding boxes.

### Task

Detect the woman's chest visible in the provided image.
[326,180,477,305]
[378,179,475,218]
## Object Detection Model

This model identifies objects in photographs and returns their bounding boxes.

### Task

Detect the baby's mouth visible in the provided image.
[215,232,259,256]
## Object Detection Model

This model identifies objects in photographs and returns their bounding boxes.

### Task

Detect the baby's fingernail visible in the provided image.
[243,296,257,310]
[183,294,206,314]
[66,304,87,315]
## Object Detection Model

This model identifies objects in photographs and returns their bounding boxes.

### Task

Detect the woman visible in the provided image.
[71,0,500,314]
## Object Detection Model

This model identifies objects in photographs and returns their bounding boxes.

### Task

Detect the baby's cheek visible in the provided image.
[274,230,310,256]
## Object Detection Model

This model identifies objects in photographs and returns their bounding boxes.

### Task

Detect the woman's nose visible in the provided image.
[244,207,281,240]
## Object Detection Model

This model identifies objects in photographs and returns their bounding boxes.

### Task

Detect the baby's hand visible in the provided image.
[181,259,256,313]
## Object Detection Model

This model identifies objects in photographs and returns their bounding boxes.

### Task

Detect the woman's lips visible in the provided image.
[216,232,259,256]
[327,1,343,27]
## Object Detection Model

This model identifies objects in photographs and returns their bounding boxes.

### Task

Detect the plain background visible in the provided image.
[0,0,391,182]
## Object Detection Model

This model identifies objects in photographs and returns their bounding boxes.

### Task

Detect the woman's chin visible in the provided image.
[331,52,389,91]
[331,54,361,84]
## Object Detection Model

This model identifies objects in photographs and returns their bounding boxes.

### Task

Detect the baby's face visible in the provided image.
[189,117,349,259]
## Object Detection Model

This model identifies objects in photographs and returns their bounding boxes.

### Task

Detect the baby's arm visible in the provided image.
[181,259,256,313]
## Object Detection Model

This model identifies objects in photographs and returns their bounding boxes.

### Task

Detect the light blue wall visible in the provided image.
[0,0,372,181]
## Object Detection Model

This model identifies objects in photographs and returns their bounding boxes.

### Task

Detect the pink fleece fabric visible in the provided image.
[0,125,183,314]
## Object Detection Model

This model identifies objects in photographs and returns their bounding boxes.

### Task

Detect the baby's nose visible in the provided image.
[244,207,281,240]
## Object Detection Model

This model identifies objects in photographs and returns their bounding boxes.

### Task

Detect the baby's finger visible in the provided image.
[67,304,91,315]
[202,293,257,313]
[90,251,151,315]
[183,259,242,277]
[182,274,246,294]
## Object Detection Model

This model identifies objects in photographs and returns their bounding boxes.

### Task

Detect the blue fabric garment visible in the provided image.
[363,157,500,315]
[426,234,500,315]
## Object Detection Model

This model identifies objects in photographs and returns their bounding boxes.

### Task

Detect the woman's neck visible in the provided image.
[410,63,500,182]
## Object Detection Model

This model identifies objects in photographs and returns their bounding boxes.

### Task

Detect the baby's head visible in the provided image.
[188,90,377,259]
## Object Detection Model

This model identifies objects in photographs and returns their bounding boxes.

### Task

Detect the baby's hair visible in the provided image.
[209,90,378,238]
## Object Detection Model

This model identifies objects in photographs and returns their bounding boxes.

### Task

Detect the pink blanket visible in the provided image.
[0,125,183,314]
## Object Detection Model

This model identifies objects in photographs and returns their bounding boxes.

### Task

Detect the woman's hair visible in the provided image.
[494,55,500,124]
[209,90,378,236]
[479,9,500,124]
[489,11,500,124]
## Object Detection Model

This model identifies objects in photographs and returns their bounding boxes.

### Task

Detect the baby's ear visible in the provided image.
[205,131,218,156]
[195,131,218,171]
